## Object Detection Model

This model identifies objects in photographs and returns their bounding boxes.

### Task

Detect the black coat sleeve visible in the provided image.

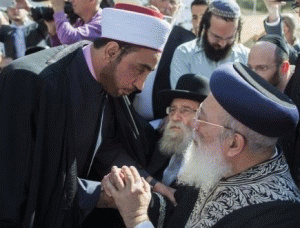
[88,96,158,181]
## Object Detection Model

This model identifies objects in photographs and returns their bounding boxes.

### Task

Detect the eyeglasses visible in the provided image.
[194,103,242,133]
[292,2,300,13]
[166,106,197,117]
[193,118,233,130]
[208,30,236,43]
[193,103,246,143]
[248,64,278,73]
[193,114,234,131]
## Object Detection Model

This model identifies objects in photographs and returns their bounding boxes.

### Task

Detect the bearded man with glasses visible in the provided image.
[101,63,300,228]
[145,73,209,205]
[169,0,249,89]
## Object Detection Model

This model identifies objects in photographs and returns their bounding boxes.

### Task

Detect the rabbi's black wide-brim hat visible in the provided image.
[159,74,210,111]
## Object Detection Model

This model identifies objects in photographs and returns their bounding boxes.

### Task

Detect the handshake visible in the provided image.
[98,166,152,228]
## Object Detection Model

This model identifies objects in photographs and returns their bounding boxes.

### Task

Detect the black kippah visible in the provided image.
[258,34,289,55]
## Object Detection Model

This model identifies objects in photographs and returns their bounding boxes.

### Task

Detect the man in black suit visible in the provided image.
[0,4,170,228]
[0,4,49,59]
[260,0,300,186]
[145,74,209,204]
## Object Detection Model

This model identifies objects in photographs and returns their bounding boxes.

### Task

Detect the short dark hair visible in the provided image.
[191,0,208,7]
[274,45,289,66]
[197,9,242,43]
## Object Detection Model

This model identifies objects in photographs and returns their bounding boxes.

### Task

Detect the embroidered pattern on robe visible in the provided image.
[186,154,300,228]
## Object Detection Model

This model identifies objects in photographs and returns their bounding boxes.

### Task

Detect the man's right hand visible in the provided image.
[263,0,284,22]
[103,166,152,228]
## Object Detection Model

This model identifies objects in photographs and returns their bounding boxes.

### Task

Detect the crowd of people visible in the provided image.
[0,0,300,227]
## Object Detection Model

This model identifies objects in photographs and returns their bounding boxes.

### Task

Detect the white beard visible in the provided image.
[177,136,233,193]
[159,120,194,156]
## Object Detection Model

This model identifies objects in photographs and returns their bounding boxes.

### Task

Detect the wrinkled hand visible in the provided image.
[103,166,151,228]
[152,181,177,206]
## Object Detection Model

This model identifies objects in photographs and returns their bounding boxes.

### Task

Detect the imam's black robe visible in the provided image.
[0,41,156,228]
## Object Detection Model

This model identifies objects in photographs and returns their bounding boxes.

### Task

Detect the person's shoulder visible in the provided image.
[233,43,250,55]
[8,45,65,74]
[176,38,199,54]
[213,200,300,228]
[0,24,13,33]
[6,42,87,78]
[171,25,196,40]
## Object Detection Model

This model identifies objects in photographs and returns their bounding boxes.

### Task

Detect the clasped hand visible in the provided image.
[101,166,151,228]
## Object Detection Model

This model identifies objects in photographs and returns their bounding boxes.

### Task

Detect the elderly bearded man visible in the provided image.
[145,74,210,204]
[102,62,300,228]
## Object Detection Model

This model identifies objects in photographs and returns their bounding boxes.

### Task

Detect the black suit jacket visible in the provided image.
[146,143,171,181]
[0,20,49,59]
[280,56,300,186]
[152,26,195,119]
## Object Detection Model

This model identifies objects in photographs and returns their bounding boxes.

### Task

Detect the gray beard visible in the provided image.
[159,121,194,156]
[177,136,233,193]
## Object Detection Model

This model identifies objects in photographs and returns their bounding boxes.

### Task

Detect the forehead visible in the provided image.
[120,47,161,69]
[209,15,238,35]
[171,98,200,108]
[201,94,224,118]
[248,42,276,63]
[191,5,208,15]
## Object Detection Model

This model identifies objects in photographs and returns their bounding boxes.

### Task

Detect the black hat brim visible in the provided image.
[159,89,207,111]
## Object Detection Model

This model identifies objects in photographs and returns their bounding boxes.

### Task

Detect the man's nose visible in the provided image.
[133,78,145,92]
[170,110,183,122]
[218,39,227,49]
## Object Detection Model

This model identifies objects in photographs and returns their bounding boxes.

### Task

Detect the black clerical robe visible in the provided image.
[148,152,300,228]
[0,41,156,228]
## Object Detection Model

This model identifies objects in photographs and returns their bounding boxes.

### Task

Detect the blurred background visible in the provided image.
[0,0,299,48]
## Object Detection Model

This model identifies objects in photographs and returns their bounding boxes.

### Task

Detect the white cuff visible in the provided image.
[265,17,280,27]
[135,220,155,228]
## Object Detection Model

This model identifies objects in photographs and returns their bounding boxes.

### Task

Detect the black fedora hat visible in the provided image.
[159,74,210,111]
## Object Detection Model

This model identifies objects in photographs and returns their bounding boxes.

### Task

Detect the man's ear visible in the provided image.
[104,41,121,61]
[226,133,245,158]
[281,61,290,75]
